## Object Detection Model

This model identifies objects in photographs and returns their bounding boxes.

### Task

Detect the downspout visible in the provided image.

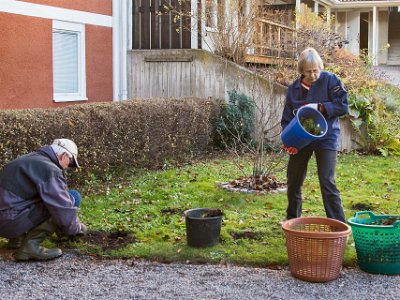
[120,0,128,100]
[201,0,206,49]
[112,0,121,101]
[372,6,378,66]
[191,0,198,49]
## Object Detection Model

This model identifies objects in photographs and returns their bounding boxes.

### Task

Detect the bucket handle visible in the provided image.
[353,211,375,220]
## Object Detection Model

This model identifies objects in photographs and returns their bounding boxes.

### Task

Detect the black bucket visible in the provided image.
[184,208,222,247]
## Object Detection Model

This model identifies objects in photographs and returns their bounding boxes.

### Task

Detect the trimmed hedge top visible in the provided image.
[0,98,219,183]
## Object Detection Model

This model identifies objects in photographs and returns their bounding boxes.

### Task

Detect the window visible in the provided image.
[52,21,87,102]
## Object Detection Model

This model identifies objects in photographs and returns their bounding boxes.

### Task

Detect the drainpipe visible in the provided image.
[191,0,198,49]
[112,0,120,101]
[112,0,128,101]
[201,0,206,50]
[372,6,378,66]
[120,0,128,100]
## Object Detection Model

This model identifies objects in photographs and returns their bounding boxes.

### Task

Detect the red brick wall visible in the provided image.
[0,13,53,109]
[0,4,113,109]
[86,25,113,104]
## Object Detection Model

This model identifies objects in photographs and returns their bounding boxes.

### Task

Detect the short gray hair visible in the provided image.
[297,47,324,74]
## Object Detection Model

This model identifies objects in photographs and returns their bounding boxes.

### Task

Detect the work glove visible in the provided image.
[303,103,325,113]
[281,144,298,155]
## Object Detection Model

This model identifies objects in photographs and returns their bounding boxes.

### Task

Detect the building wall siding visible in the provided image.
[0,1,112,109]
[0,13,53,109]
[86,25,113,104]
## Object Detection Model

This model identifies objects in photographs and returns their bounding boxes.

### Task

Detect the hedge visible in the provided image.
[0,98,219,184]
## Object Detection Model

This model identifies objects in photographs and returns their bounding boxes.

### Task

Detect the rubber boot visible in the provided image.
[15,219,63,261]
[7,236,23,249]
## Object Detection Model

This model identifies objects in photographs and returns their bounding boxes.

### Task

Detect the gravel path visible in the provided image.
[0,251,399,300]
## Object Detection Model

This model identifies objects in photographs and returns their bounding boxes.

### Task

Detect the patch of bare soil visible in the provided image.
[230,230,262,240]
[351,202,375,211]
[160,207,184,215]
[82,230,136,251]
[219,175,287,194]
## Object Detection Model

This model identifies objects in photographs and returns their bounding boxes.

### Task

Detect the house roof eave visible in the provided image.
[323,0,400,9]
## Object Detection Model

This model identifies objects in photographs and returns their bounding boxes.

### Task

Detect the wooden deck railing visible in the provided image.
[244,17,297,65]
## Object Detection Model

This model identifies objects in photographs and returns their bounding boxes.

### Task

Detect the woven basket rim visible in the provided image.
[282,216,351,239]
[348,219,400,229]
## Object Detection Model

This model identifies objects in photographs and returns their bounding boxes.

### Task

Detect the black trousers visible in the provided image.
[286,149,346,222]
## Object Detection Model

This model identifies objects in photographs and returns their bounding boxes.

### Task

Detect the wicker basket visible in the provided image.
[282,217,351,282]
[347,211,400,275]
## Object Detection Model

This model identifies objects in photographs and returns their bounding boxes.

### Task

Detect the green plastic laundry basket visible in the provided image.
[348,211,400,274]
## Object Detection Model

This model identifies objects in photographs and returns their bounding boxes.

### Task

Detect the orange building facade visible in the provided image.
[0,0,113,109]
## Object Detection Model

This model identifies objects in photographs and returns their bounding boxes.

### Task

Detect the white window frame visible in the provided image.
[52,20,87,102]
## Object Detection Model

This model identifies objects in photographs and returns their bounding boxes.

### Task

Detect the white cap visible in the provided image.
[52,138,80,168]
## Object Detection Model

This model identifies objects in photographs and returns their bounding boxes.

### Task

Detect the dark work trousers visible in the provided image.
[286,149,346,222]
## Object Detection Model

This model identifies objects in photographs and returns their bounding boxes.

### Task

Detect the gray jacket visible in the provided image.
[0,145,83,238]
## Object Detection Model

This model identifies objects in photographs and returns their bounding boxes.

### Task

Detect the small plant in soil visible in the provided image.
[215,90,287,194]
[226,175,285,192]
[300,117,323,135]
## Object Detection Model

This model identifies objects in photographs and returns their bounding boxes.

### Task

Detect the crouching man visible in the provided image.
[0,139,87,261]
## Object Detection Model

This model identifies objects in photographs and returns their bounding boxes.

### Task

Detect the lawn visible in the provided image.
[1,153,399,267]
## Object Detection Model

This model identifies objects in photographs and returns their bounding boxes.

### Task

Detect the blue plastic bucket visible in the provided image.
[281,106,328,150]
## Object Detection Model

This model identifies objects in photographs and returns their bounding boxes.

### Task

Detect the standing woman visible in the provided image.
[281,47,348,222]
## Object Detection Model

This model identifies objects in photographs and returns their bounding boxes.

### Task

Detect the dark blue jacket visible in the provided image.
[281,71,348,151]
[0,146,83,238]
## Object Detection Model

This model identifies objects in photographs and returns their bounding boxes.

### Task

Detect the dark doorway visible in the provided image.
[388,9,400,64]
[360,12,369,54]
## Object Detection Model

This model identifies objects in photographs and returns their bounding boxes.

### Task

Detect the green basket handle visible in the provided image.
[353,211,375,220]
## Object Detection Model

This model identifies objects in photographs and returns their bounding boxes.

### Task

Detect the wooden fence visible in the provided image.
[128,49,287,143]
[132,0,192,49]
[127,49,360,150]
